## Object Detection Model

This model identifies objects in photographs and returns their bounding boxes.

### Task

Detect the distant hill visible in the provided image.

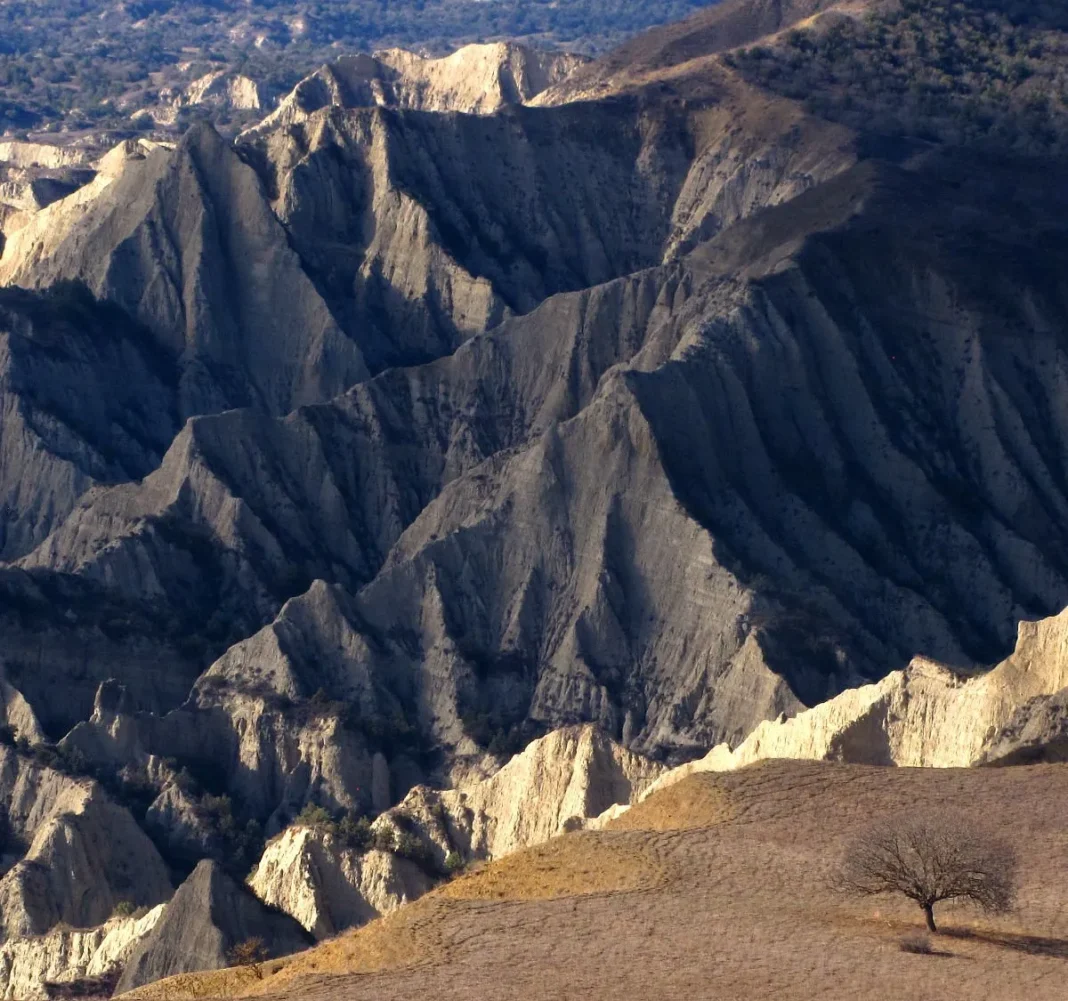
[0,0,719,137]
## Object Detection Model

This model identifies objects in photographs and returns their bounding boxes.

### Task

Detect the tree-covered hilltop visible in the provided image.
[727,0,1068,154]
[0,0,719,135]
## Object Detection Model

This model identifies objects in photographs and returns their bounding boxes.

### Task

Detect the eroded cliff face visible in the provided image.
[244,725,657,936]
[0,905,163,1000]
[27,153,1068,812]
[248,831,431,939]
[0,76,850,578]
[390,724,664,862]
[0,286,180,560]
[115,861,309,994]
[628,603,1068,807]
[0,746,171,941]
[3,3,1068,991]
[2,124,369,420]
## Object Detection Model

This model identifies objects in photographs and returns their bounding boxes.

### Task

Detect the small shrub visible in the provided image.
[294,799,335,833]
[228,937,268,979]
[337,812,373,852]
[372,825,396,853]
[394,831,430,865]
[444,851,464,875]
[899,931,936,955]
[111,900,135,918]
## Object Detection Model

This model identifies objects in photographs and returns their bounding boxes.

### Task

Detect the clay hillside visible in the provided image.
[122,762,1068,1001]
[0,0,1065,997]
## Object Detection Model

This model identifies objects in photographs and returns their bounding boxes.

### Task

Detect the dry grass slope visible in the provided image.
[121,760,1068,1001]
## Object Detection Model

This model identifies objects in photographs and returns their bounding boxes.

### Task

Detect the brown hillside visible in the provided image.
[124,761,1068,1001]
[537,0,858,102]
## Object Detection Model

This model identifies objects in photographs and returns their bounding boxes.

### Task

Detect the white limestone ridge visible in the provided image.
[244,41,588,137]
[0,142,91,171]
[630,605,1068,807]
[382,724,664,863]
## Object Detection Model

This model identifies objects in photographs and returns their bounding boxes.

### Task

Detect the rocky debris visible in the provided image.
[248,829,431,939]
[0,745,171,940]
[248,43,587,138]
[0,905,163,1000]
[115,861,310,994]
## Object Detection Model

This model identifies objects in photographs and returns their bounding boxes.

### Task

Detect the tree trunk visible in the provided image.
[922,902,937,933]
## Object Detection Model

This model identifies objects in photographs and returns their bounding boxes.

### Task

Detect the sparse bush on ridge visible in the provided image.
[227,937,268,980]
[110,900,136,919]
[294,803,335,831]
[444,851,465,875]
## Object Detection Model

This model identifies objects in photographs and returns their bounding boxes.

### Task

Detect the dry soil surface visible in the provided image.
[127,761,1068,1001]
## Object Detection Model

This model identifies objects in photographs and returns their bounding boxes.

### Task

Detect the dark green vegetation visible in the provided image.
[0,0,718,135]
[727,0,1068,153]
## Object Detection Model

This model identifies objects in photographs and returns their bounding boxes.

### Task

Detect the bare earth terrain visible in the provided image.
[128,761,1068,1001]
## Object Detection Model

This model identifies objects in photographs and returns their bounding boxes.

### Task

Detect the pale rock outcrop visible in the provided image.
[137,71,270,127]
[247,726,657,936]
[0,780,171,939]
[248,828,431,939]
[247,42,587,138]
[0,143,91,171]
[0,746,171,940]
[62,659,390,830]
[388,725,664,862]
[0,668,45,743]
[0,138,161,283]
[0,905,163,1000]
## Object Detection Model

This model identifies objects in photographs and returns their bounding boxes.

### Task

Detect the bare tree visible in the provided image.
[227,937,269,979]
[834,814,1017,932]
